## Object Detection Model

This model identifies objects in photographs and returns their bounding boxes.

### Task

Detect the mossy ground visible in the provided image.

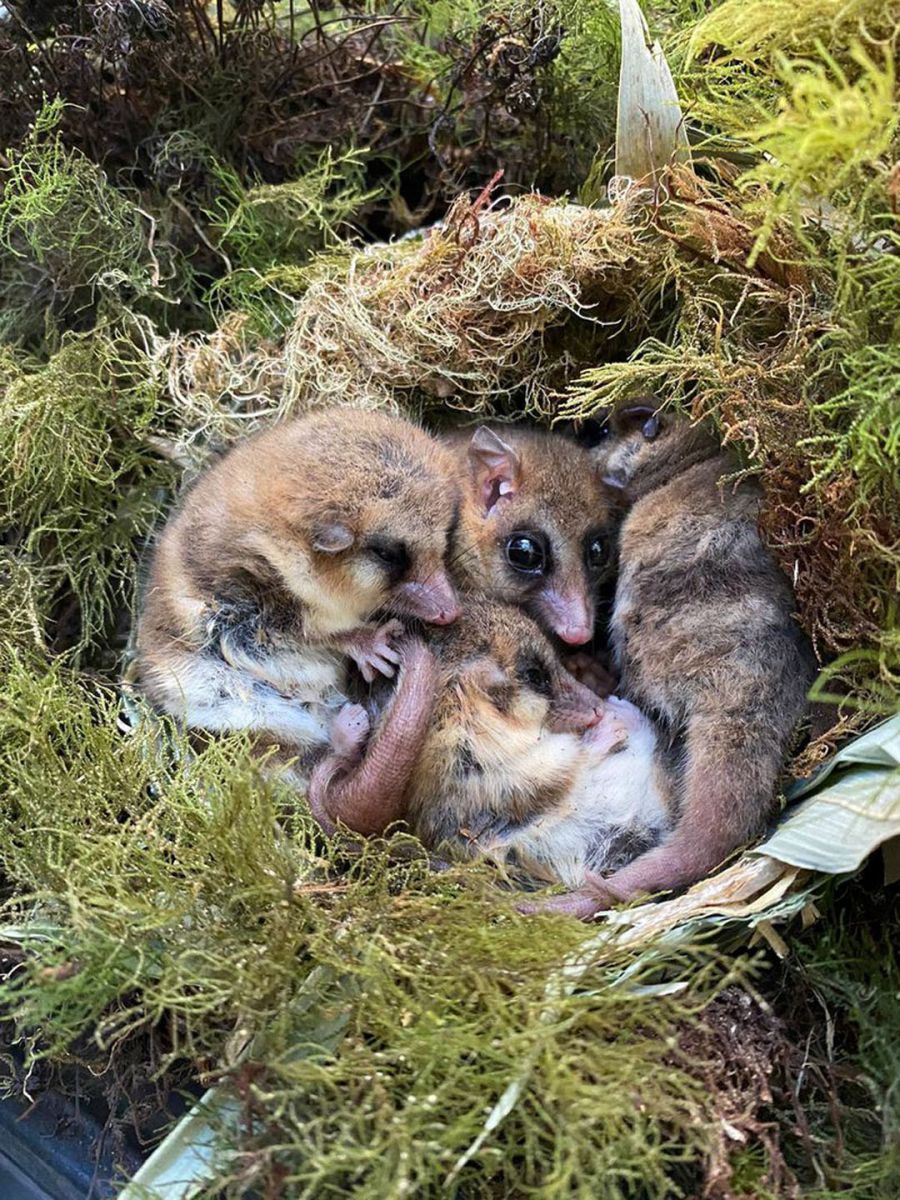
[0,0,898,1196]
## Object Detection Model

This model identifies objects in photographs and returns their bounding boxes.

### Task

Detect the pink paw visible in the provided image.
[346,620,404,683]
[583,705,630,755]
[517,872,624,920]
[330,703,370,760]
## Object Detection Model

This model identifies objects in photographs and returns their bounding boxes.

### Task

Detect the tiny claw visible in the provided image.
[344,620,405,682]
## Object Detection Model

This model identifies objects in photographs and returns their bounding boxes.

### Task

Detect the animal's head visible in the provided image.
[590,402,720,503]
[432,598,606,736]
[454,427,614,646]
[406,599,605,847]
[239,409,461,634]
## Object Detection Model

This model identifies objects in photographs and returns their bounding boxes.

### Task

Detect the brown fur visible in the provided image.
[135,408,461,769]
[581,408,817,908]
[308,597,670,885]
[445,426,615,649]
[397,599,605,852]
[342,598,669,889]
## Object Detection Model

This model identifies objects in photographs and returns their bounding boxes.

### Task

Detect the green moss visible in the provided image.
[0,331,174,657]
[207,147,378,334]
[787,881,900,1198]
[674,0,900,145]
[0,102,166,345]
[738,44,897,260]
[0,654,740,1196]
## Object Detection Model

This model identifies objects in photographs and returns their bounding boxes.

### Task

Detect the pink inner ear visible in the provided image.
[469,427,519,516]
[482,471,515,514]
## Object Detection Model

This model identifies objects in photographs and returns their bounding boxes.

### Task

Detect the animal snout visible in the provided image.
[393,571,461,625]
[535,586,595,647]
[557,620,594,647]
[548,701,604,734]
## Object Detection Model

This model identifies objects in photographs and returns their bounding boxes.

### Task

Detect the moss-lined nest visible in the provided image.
[162,163,897,759]
[1,0,899,1195]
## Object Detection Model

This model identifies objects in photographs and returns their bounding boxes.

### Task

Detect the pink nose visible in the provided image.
[537,586,595,647]
[428,602,462,626]
[393,572,461,626]
[557,623,594,647]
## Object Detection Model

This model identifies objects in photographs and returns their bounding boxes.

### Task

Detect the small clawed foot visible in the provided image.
[329,703,370,760]
[345,620,404,683]
[517,891,604,920]
[517,872,625,920]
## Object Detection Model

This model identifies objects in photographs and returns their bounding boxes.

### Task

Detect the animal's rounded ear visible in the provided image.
[610,398,662,441]
[468,426,521,515]
[312,521,355,554]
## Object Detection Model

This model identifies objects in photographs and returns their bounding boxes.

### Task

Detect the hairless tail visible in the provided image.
[308,638,439,837]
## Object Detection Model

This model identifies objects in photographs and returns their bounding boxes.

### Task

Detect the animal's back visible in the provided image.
[612,455,811,738]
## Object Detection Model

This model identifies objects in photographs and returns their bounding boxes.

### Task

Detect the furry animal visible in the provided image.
[545,403,816,914]
[445,426,615,650]
[309,599,669,888]
[136,409,462,802]
[307,635,441,837]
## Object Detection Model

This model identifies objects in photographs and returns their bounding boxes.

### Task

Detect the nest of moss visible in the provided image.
[1,0,899,1195]
[159,159,898,757]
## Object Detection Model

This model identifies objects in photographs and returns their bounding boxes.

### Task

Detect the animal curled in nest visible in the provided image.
[309,599,672,896]
[309,406,816,912]
[136,407,463,834]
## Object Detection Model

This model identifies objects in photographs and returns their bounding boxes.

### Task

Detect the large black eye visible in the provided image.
[366,537,409,578]
[516,653,552,696]
[504,532,547,576]
[577,418,611,447]
[586,536,607,574]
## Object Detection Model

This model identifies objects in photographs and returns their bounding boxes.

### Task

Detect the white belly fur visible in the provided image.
[487,696,670,889]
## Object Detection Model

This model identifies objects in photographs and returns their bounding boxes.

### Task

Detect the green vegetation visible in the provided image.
[0,0,898,1195]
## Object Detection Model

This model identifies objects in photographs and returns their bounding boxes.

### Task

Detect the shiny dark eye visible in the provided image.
[586,536,607,574]
[516,653,552,696]
[504,532,547,575]
[577,418,611,447]
[366,537,409,577]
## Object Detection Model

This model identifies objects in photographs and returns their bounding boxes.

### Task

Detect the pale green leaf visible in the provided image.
[757,713,900,874]
[615,0,691,185]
